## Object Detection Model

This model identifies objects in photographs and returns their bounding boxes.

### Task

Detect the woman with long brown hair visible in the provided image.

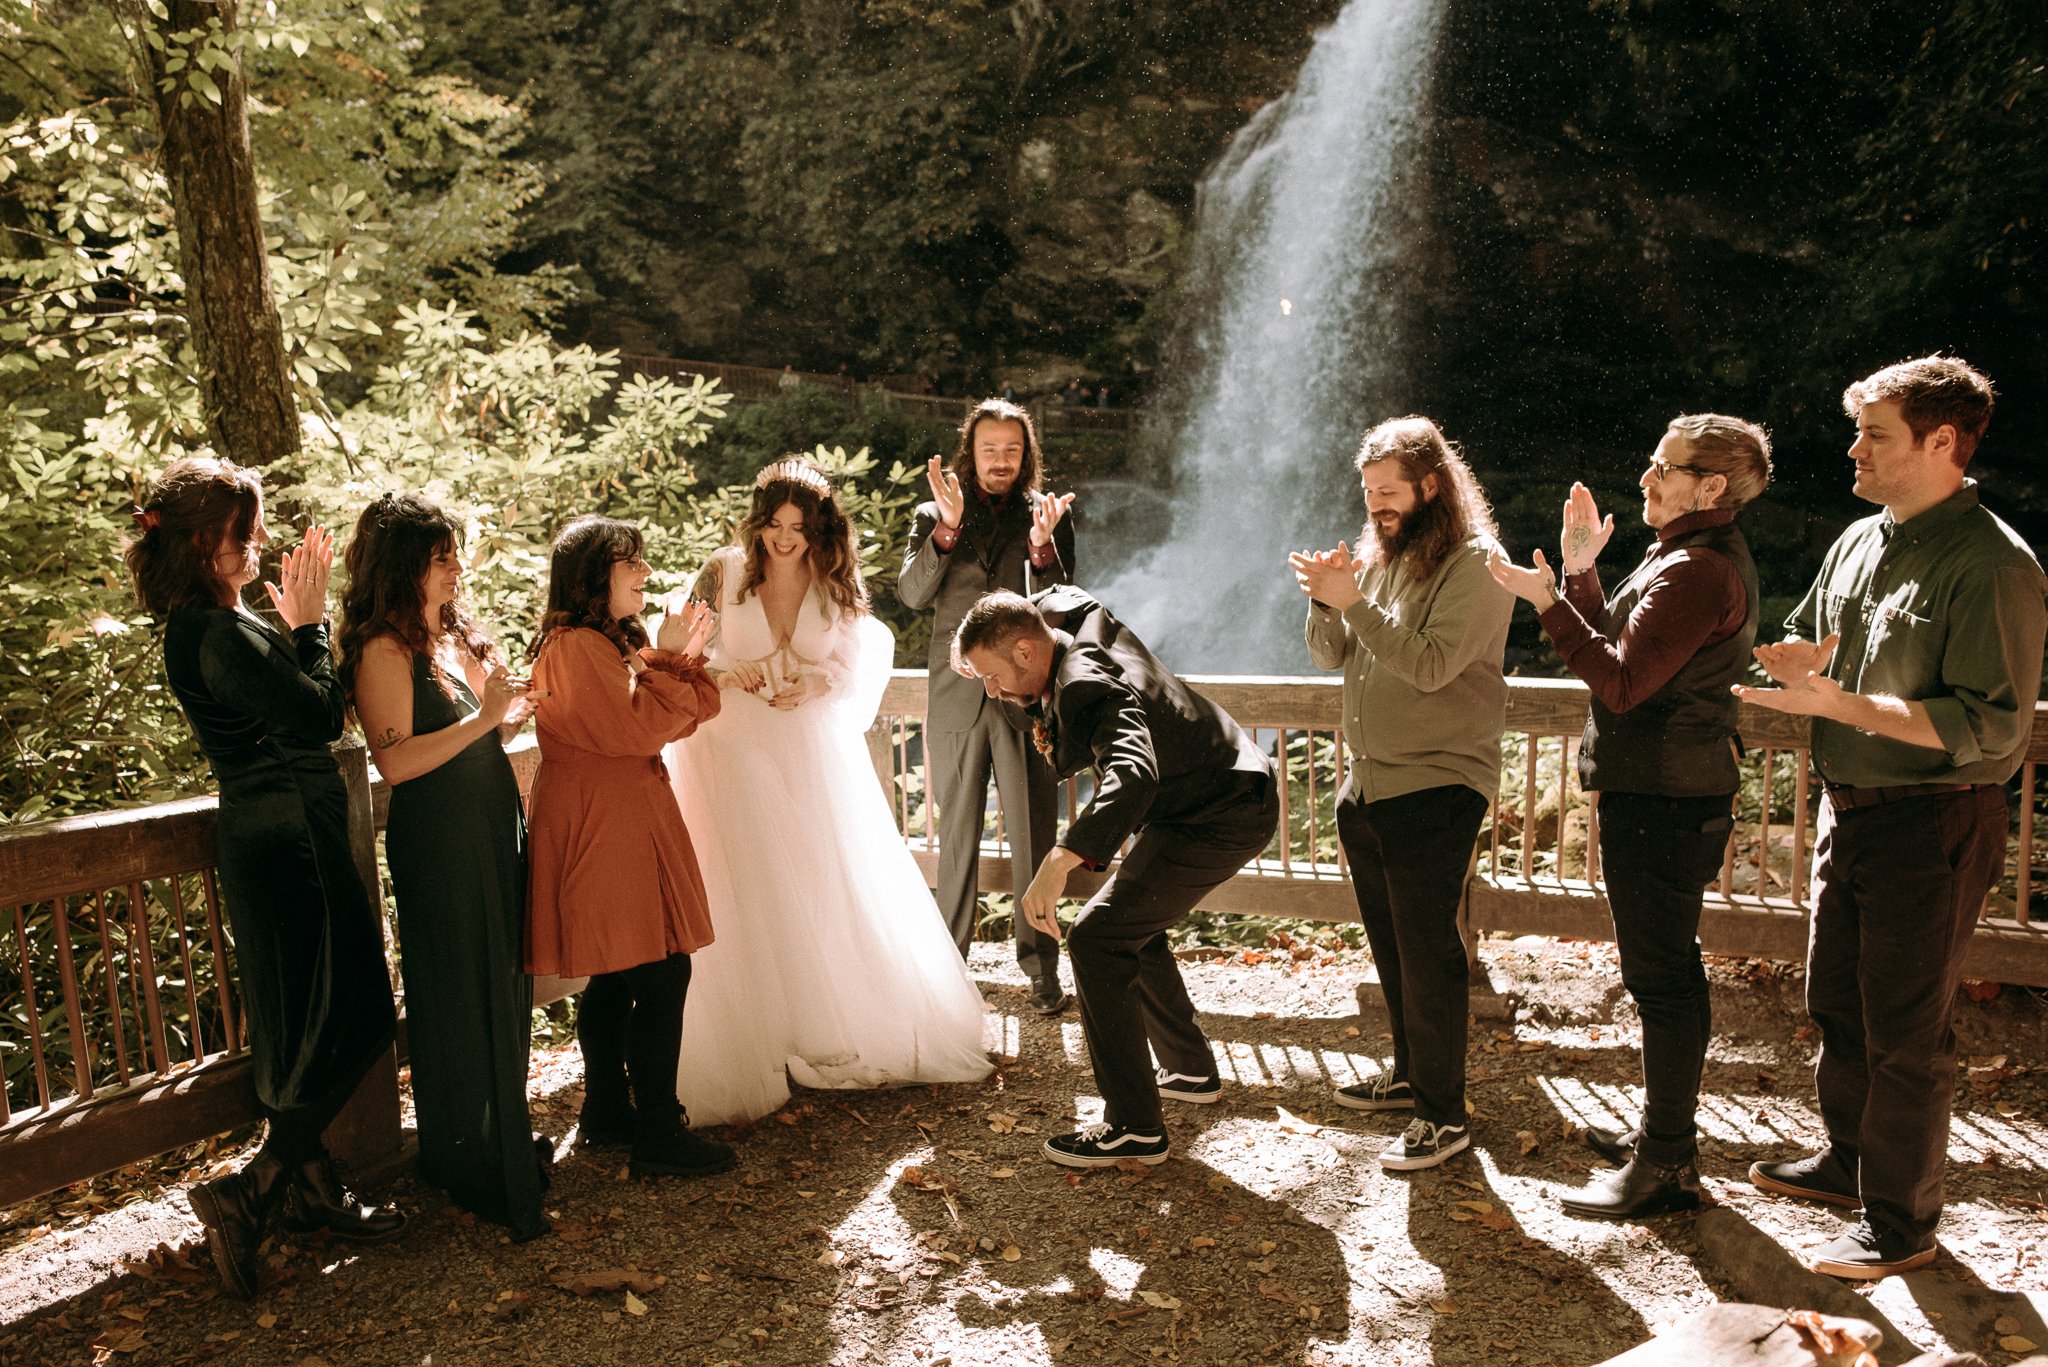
[127,457,403,1299]
[524,514,734,1178]
[339,492,549,1238]
[662,456,991,1124]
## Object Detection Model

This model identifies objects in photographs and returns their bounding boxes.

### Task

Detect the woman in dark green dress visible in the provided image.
[339,493,550,1241]
[126,457,406,1300]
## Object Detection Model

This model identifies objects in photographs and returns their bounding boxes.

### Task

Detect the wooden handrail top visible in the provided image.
[0,796,218,906]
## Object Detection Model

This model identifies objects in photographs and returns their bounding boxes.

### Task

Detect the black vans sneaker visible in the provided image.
[1379,1118,1470,1171]
[1155,1069,1222,1104]
[1042,1123,1170,1168]
[1333,1073,1414,1112]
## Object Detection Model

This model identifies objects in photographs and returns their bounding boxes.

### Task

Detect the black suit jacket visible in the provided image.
[1031,586,1271,867]
[898,490,1075,732]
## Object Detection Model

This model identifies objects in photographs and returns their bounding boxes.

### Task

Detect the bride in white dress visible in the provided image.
[660,455,993,1125]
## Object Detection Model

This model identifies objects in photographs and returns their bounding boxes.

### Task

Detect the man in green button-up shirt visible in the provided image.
[1737,355,2047,1279]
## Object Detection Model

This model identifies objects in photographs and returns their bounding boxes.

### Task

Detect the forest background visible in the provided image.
[1,0,2043,824]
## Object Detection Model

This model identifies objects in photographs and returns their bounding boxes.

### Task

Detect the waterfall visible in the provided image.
[1091,0,1444,673]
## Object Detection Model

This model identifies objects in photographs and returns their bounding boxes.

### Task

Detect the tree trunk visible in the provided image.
[145,0,300,467]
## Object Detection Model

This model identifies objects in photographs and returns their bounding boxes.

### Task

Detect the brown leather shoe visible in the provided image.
[1559,1157,1701,1220]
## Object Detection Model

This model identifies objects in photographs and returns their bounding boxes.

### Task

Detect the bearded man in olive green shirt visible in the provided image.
[1737,355,2047,1280]
[1291,416,1513,1174]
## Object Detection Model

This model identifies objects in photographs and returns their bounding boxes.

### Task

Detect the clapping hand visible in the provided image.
[1029,491,1075,548]
[657,597,716,659]
[1733,635,1845,716]
[265,524,333,631]
[925,455,965,530]
[478,664,541,727]
[1287,542,1364,610]
[1735,634,1843,715]
[1560,483,1614,575]
[1485,545,1561,609]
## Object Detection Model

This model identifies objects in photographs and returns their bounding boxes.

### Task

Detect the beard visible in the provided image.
[1362,492,1451,568]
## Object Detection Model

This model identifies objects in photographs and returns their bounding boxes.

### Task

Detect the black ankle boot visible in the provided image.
[577,1083,637,1148]
[1558,1155,1701,1220]
[629,1111,736,1180]
[279,1154,408,1243]
[188,1150,290,1299]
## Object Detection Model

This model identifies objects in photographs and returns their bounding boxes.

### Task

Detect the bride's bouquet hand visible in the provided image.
[766,675,822,711]
[721,658,767,693]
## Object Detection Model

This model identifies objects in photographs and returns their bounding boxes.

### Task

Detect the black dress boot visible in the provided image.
[1558,1156,1702,1220]
[188,1150,290,1299]
[279,1154,408,1242]
[629,1110,737,1180]
[576,1080,637,1148]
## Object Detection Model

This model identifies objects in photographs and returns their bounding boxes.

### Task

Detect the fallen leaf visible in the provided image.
[623,1291,649,1318]
[796,1190,817,1198]
[1999,1336,2038,1353]
[1430,1298,1459,1315]
[1189,1236,1217,1249]
[1275,1106,1326,1135]
[989,1169,1016,1179]
[255,1313,277,1330]
[986,1112,1019,1134]
[1455,1200,1494,1215]
[1138,1291,1182,1310]
[1994,1315,2021,1335]
[1258,1241,1277,1255]
[816,1250,843,1267]
[1001,1245,1021,1262]
[550,1268,660,1297]
[1517,1130,1540,1156]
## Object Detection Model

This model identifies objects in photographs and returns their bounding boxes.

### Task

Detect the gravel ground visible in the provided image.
[2,937,2045,1367]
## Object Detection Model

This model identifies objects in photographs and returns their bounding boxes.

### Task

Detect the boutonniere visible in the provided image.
[1031,717,1055,764]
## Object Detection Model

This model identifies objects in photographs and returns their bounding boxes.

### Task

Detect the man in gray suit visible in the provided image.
[899,399,1076,1013]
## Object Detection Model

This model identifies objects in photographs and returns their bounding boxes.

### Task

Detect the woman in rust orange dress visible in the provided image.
[525,514,733,1179]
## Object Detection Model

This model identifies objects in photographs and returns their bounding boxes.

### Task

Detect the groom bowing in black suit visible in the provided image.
[955,586,1278,1167]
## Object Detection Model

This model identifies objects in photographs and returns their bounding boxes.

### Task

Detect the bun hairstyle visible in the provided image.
[531,515,651,661]
[124,456,265,618]
[1663,413,1773,510]
[337,492,501,703]
[734,455,869,618]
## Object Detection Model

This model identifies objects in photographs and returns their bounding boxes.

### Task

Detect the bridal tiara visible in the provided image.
[754,458,832,495]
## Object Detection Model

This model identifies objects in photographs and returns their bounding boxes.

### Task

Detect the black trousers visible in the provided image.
[928,713,1062,986]
[1806,785,2006,1245]
[1596,790,1734,1165]
[1067,775,1279,1131]
[577,953,692,1122]
[1337,781,1489,1128]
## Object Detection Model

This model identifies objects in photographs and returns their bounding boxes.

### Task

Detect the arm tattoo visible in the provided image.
[375,726,405,749]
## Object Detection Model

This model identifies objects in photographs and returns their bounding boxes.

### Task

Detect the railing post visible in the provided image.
[866,718,894,800]
[327,736,403,1171]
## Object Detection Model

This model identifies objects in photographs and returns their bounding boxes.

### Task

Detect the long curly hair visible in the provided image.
[947,398,1043,499]
[530,515,649,661]
[337,493,501,704]
[1354,416,1498,581]
[124,456,264,618]
[733,456,869,618]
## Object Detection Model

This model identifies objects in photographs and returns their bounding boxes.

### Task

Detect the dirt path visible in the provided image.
[3,940,2045,1366]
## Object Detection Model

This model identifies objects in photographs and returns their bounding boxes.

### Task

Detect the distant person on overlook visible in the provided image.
[899,399,1076,1013]
[1737,355,2045,1279]
[1488,414,1772,1219]
[1290,416,1512,1172]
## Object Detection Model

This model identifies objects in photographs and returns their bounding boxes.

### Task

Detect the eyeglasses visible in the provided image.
[1647,458,1709,482]
[613,554,651,572]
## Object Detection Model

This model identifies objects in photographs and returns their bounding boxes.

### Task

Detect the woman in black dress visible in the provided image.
[338,493,549,1241]
[126,457,405,1299]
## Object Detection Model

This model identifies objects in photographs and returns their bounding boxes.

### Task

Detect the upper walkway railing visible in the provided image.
[3,676,2042,1208]
[616,353,1137,435]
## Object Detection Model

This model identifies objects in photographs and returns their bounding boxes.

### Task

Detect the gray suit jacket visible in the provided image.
[898,490,1075,732]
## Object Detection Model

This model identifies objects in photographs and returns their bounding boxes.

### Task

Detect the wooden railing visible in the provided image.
[868,673,2047,975]
[616,353,1137,435]
[4,677,2042,1208]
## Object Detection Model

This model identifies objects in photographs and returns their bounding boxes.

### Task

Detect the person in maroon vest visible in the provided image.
[1488,413,1770,1218]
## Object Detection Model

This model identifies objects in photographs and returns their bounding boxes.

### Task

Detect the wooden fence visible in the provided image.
[615,353,1137,435]
[4,677,2043,1209]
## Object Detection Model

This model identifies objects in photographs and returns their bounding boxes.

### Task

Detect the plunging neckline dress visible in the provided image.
[660,550,992,1124]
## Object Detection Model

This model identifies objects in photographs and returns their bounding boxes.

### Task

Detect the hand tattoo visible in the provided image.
[1566,527,1591,559]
